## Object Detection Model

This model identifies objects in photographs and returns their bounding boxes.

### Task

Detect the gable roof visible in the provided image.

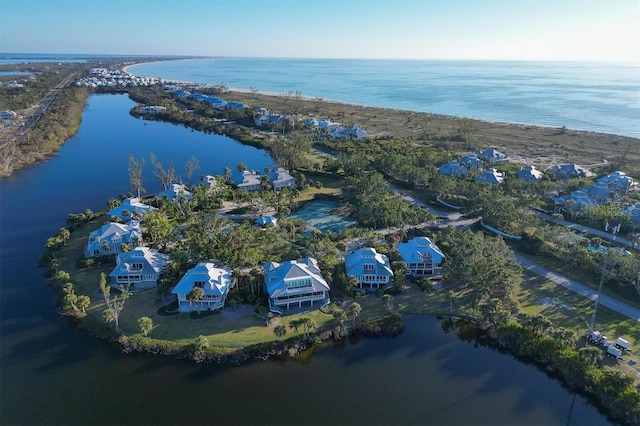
[474,168,505,184]
[158,183,192,201]
[345,247,393,277]
[171,263,233,297]
[237,170,262,189]
[264,257,330,299]
[107,197,155,220]
[516,165,543,182]
[476,149,507,161]
[109,247,169,277]
[438,160,468,177]
[397,237,445,265]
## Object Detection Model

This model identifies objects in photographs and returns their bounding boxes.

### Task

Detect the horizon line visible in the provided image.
[2,52,639,65]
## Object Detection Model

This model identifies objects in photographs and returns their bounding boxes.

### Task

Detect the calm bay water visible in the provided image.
[0,94,611,425]
[130,57,640,137]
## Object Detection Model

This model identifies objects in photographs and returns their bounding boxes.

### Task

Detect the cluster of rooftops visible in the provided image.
[158,84,370,141]
[85,200,445,314]
[76,68,161,88]
[438,149,639,222]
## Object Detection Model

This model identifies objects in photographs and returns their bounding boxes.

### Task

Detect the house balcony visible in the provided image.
[269,293,330,315]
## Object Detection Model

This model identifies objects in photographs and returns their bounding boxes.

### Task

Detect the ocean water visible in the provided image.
[130,57,640,137]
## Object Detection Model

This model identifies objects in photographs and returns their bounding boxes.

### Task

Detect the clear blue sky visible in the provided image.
[1,0,639,62]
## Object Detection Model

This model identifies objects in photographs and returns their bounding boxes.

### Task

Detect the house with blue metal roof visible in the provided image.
[345,247,393,291]
[596,171,637,192]
[225,101,248,110]
[255,216,278,227]
[84,222,142,258]
[237,170,262,191]
[516,165,543,182]
[438,160,469,178]
[271,168,297,191]
[263,257,330,314]
[397,237,445,278]
[171,263,234,312]
[551,163,591,180]
[554,190,597,211]
[475,149,508,165]
[107,197,155,222]
[474,168,505,185]
[459,154,484,171]
[109,247,169,291]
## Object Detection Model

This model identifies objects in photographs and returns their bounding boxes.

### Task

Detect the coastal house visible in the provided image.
[583,182,612,203]
[171,263,234,312]
[225,101,248,110]
[329,125,368,140]
[622,203,640,223]
[84,222,141,258]
[474,168,505,185]
[397,237,445,278]
[344,247,393,291]
[255,216,278,227]
[205,97,226,109]
[596,171,637,192]
[516,165,544,182]
[271,168,297,191]
[263,257,330,314]
[551,163,591,180]
[107,197,155,222]
[438,160,469,178]
[476,149,508,165]
[140,105,166,114]
[237,170,263,191]
[157,183,192,202]
[108,247,169,290]
[554,190,597,211]
[199,174,219,189]
[304,118,319,127]
[459,154,484,171]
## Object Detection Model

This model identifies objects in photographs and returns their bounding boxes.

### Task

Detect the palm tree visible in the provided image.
[76,295,90,313]
[187,287,205,313]
[223,166,232,182]
[236,162,247,174]
[333,309,347,333]
[301,317,317,340]
[273,324,287,340]
[348,302,362,327]
[137,316,153,337]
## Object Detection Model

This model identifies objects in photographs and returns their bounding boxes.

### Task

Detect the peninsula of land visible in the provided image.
[3,58,639,425]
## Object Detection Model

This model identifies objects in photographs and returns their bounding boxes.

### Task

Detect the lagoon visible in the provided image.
[0,94,610,425]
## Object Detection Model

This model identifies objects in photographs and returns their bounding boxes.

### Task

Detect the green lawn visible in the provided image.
[54,212,636,368]
[517,272,639,349]
[515,249,640,308]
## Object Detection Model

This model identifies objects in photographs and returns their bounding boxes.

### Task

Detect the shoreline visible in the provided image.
[124,59,640,140]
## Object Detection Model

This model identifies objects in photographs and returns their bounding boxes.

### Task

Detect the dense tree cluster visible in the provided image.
[438,228,521,326]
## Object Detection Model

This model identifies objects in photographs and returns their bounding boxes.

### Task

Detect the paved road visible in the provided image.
[384,183,640,321]
[514,253,640,321]
[386,182,479,228]
[532,210,636,250]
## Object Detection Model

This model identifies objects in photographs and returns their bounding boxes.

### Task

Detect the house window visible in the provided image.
[131,263,143,271]
[363,263,375,272]
[285,278,312,289]
[194,281,205,289]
